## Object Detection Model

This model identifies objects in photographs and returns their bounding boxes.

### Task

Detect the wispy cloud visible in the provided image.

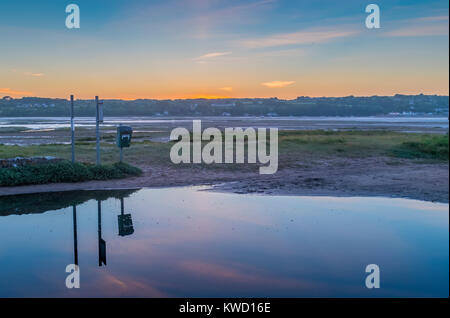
[24,72,45,77]
[254,48,307,58]
[242,28,358,48]
[12,69,45,77]
[261,81,295,88]
[220,87,233,91]
[387,24,448,36]
[188,0,276,39]
[196,52,232,60]
[386,15,449,37]
[0,88,33,96]
[416,15,449,22]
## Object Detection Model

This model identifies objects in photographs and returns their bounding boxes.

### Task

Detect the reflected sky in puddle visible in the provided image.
[0,187,448,297]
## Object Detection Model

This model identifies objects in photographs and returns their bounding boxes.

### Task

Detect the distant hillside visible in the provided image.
[0,94,448,117]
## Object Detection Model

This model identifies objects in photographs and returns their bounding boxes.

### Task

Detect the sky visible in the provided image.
[0,0,448,99]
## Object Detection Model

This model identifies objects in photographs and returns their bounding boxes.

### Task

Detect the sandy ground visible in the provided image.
[1,156,448,203]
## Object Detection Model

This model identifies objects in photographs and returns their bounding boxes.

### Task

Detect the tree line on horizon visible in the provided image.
[0,94,448,117]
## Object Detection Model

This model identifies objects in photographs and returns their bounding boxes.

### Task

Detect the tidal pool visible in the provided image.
[0,187,448,297]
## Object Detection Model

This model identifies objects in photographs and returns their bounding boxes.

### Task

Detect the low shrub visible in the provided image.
[390,134,449,160]
[0,160,142,186]
[113,162,143,176]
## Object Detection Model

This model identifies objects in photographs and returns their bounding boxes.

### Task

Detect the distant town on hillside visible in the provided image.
[0,94,448,117]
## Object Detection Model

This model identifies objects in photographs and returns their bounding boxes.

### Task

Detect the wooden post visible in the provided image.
[70,95,75,163]
[119,123,123,162]
[95,96,100,165]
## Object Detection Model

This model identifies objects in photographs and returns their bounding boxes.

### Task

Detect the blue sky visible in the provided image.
[1,0,448,99]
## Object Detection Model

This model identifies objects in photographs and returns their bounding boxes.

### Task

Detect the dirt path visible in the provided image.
[1,156,448,203]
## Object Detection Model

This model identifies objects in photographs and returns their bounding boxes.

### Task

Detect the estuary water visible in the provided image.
[1,116,447,145]
[0,187,448,297]
[0,116,448,131]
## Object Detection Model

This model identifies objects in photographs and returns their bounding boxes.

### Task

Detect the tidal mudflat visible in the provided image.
[1,119,448,202]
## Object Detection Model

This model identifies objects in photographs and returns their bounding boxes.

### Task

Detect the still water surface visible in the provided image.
[1,116,448,131]
[0,187,448,297]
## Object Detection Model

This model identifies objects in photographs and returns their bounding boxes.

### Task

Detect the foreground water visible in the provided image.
[0,187,448,297]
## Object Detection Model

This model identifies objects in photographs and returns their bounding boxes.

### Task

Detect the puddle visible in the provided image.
[0,187,448,297]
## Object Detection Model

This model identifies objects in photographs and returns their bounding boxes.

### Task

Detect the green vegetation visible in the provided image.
[0,131,448,164]
[390,134,449,160]
[0,130,447,186]
[0,161,142,186]
[0,139,171,166]
[0,127,28,133]
[277,130,448,160]
[1,130,448,163]
[0,95,448,117]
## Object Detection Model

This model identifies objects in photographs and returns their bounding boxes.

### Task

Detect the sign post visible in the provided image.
[70,95,75,163]
[116,124,133,162]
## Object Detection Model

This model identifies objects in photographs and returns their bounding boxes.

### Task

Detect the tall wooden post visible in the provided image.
[95,96,100,165]
[119,123,123,162]
[70,95,75,163]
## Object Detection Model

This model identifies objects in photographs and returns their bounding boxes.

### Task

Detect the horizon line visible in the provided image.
[2,93,449,102]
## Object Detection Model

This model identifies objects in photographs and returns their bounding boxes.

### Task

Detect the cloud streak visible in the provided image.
[196,52,232,60]
[0,88,33,96]
[416,15,449,22]
[261,81,295,88]
[24,72,45,77]
[386,15,449,37]
[242,28,358,48]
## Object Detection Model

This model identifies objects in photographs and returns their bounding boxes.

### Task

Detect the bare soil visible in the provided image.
[1,156,448,203]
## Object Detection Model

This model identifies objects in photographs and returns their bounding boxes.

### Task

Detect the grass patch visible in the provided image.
[390,134,449,160]
[0,127,28,133]
[76,137,97,142]
[0,161,142,186]
[0,130,447,175]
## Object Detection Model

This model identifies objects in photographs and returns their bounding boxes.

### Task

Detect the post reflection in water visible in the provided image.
[97,200,106,267]
[118,198,134,237]
[68,194,136,268]
[72,205,78,266]
[0,187,448,297]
